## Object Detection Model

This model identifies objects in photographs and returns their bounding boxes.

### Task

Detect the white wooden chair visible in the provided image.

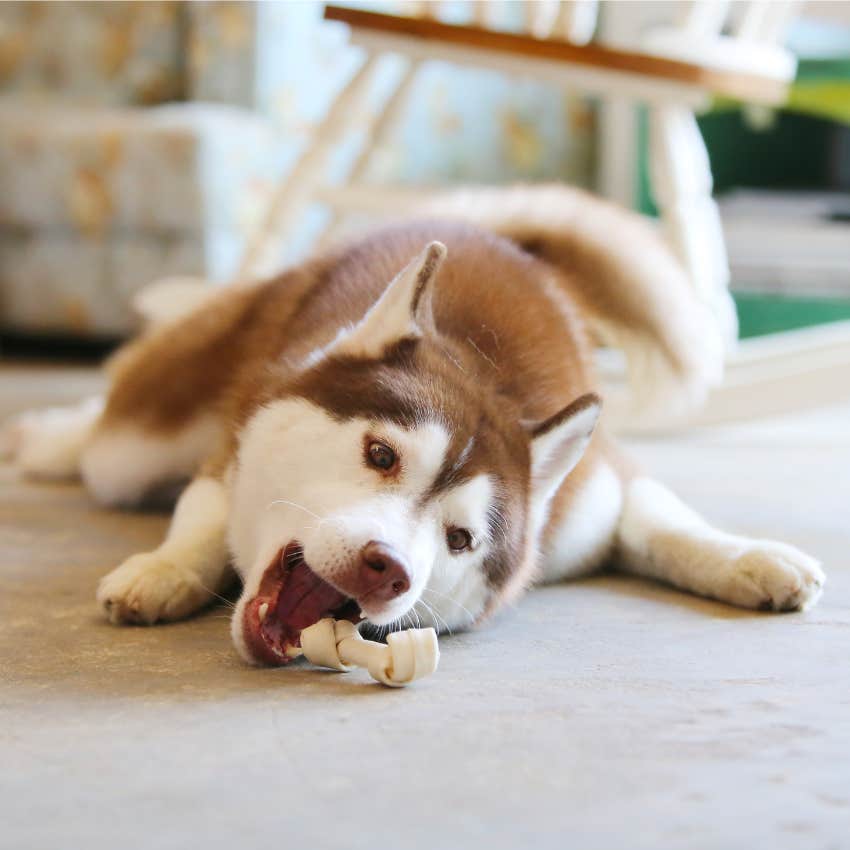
[238,1,850,431]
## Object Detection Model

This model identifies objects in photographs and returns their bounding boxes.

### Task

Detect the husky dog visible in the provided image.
[4,187,824,665]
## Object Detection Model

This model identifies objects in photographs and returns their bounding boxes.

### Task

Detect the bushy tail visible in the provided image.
[419,185,725,424]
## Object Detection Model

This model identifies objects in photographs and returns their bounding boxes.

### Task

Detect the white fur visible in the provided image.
[541,462,623,583]
[414,473,496,632]
[81,415,221,506]
[300,326,354,371]
[228,398,499,658]
[98,476,230,624]
[3,397,103,478]
[229,400,450,623]
[617,477,825,611]
[228,399,449,582]
[527,399,601,548]
[530,402,600,500]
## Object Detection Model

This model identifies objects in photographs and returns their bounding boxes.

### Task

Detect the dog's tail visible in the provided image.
[419,185,725,422]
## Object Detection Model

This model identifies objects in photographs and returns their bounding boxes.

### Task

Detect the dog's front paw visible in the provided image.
[97,551,210,625]
[730,541,825,611]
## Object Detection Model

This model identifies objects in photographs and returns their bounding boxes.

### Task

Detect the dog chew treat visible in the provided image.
[299,618,439,687]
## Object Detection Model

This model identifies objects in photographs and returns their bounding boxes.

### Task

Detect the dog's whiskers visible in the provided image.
[266,499,324,522]
[422,588,475,624]
[196,579,236,610]
[466,335,500,372]
[415,598,453,635]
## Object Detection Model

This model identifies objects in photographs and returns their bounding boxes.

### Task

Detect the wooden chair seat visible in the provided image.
[323,5,791,106]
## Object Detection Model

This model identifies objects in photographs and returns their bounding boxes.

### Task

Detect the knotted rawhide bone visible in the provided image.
[298,618,439,687]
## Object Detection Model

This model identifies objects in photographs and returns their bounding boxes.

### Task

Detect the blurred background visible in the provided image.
[0,0,849,353]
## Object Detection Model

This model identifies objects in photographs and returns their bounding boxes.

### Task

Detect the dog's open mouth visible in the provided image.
[242,542,362,666]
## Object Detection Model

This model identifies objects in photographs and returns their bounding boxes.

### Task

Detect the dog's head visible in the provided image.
[229,242,600,664]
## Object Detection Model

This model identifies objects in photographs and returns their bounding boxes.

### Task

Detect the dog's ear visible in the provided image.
[528,393,601,500]
[333,241,446,359]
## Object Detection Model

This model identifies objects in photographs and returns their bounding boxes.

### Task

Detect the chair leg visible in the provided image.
[648,104,738,346]
[238,54,380,279]
[318,57,423,251]
[597,98,638,209]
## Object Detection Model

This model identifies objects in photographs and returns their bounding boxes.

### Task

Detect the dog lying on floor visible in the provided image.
[3,186,824,665]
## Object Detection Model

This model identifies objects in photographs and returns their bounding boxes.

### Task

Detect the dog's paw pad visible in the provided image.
[733,542,825,611]
[97,552,210,625]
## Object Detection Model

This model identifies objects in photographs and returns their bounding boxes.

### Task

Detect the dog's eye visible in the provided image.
[367,441,396,471]
[446,527,472,552]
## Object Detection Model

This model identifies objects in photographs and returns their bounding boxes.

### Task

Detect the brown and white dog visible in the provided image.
[4,186,824,665]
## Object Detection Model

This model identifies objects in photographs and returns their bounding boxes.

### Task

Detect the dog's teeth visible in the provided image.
[359,612,367,621]
[258,602,269,623]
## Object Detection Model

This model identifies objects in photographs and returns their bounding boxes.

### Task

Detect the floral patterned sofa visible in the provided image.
[0,1,593,337]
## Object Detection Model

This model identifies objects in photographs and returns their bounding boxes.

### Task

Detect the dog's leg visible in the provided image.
[616,477,824,611]
[80,415,221,508]
[97,475,232,625]
[539,459,623,583]
[2,396,104,479]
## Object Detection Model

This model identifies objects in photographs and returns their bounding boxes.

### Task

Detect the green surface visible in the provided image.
[735,293,850,338]
[793,56,850,124]
[634,91,850,339]
[636,106,842,215]
[789,81,850,124]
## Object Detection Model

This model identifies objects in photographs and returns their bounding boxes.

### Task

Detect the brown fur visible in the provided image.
[94,193,723,614]
[100,221,595,440]
[45,190,821,643]
[420,185,724,413]
[94,220,604,600]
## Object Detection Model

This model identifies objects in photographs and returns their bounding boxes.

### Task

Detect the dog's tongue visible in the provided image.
[242,550,356,666]
[275,561,348,633]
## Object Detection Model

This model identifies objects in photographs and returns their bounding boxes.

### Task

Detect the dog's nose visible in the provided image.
[359,541,411,601]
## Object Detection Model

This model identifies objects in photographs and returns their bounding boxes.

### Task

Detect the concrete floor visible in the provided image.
[2,363,849,850]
